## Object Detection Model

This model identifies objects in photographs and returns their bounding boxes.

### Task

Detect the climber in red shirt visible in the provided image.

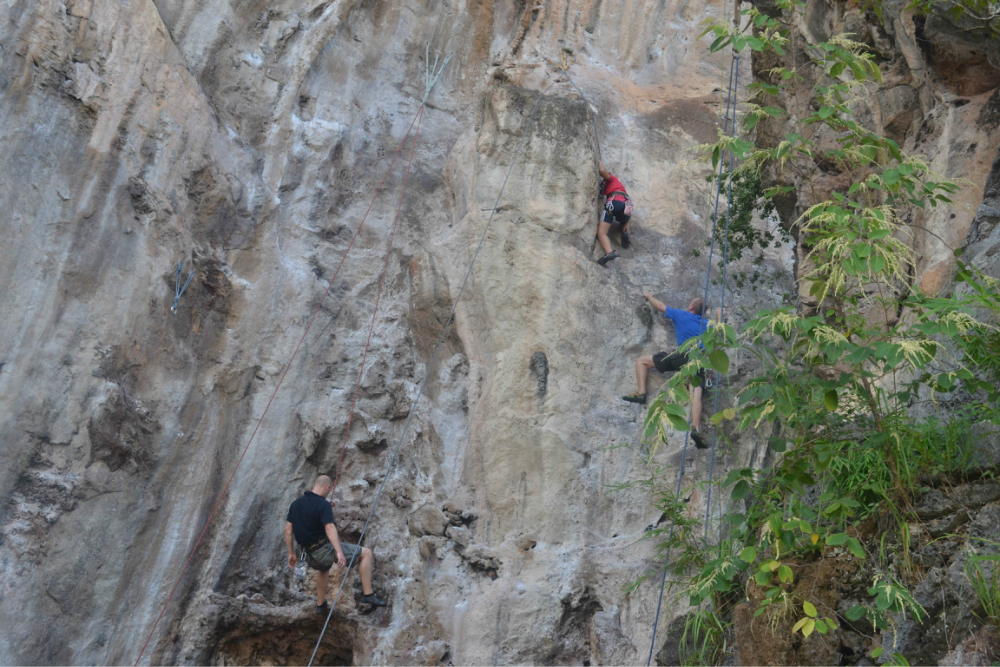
[596,161,633,266]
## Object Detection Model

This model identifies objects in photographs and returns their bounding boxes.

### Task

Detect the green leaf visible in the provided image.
[732,479,751,501]
[740,546,758,563]
[747,36,766,51]
[847,537,866,559]
[883,169,900,186]
[766,586,781,599]
[846,605,866,621]
[824,390,839,411]
[804,601,818,617]
[667,413,689,431]
[817,106,834,119]
[802,618,816,638]
[815,618,828,633]
[778,564,793,583]
[792,617,808,633]
[709,349,730,373]
[755,569,772,586]
[799,519,813,534]
[826,532,849,546]
[723,407,736,420]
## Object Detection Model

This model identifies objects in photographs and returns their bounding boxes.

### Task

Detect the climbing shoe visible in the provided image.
[621,231,631,249]
[622,393,647,405]
[691,428,709,450]
[316,601,330,616]
[360,593,387,607]
[597,250,619,266]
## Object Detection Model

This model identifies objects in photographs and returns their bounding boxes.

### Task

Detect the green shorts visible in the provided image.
[304,541,363,572]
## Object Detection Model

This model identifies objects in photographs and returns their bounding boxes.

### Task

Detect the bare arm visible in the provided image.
[598,161,611,181]
[325,522,347,568]
[642,289,667,313]
[285,522,297,568]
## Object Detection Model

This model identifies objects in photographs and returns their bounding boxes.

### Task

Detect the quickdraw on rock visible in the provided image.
[171,261,195,313]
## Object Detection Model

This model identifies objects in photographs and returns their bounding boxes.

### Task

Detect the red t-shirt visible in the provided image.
[603,175,627,203]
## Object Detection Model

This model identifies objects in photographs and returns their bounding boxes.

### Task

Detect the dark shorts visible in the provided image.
[652,350,706,388]
[600,198,630,225]
[304,541,364,572]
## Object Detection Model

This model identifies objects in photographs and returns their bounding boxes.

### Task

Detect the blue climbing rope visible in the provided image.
[645,53,740,667]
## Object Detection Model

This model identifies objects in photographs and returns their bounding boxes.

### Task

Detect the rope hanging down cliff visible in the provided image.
[308,73,573,666]
[646,53,741,667]
[132,102,430,666]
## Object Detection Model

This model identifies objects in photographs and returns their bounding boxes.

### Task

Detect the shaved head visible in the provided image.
[312,475,333,496]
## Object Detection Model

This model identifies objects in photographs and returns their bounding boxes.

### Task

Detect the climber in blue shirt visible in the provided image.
[622,291,718,449]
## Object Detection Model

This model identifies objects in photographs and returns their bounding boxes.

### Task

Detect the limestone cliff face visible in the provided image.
[0,1,760,664]
[0,1,997,665]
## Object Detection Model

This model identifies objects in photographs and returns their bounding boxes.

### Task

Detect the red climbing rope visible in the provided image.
[132,106,424,667]
[330,106,424,494]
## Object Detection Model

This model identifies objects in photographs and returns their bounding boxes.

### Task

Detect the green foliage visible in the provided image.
[706,168,790,290]
[631,0,1000,658]
[677,609,729,666]
[845,575,926,630]
[966,551,1000,627]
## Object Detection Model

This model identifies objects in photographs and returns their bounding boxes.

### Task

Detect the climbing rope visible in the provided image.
[132,106,425,667]
[645,53,740,667]
[330,105,424,494]
[703,59,741,544]
[308,78,558,667]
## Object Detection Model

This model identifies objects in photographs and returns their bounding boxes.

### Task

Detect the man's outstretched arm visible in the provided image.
[642,289,667,313]
[598,161,611,181]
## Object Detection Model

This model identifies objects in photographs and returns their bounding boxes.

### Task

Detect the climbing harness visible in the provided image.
[132,101,431,666]
[606,190,634,217]
[645,53,740,667]
[308,74,558,667]
[170,261,195,313]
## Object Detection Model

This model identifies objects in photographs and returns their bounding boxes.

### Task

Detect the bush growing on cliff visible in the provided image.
[639,2,1000,662]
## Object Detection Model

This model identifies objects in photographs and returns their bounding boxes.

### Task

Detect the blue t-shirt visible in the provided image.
[663,307,708,346]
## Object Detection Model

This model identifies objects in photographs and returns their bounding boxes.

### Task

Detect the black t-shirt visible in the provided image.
[286,491,335,546]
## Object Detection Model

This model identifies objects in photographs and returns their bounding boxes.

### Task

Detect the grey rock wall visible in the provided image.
[1,0,996,664]
[1,0,780,664]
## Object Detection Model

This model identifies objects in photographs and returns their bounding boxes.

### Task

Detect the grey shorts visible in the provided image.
[304,541,363,572]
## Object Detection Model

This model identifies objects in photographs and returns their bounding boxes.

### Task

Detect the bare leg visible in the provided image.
[691,385,704,432]
[316,569,329,606]
[598,220,613,255]
[359,547,375,595]
[635,356,655,394]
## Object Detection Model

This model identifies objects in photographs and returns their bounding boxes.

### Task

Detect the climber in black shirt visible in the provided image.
[285,475,387,613]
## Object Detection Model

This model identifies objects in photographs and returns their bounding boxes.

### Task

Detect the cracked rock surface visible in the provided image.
[0,0,997,664]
